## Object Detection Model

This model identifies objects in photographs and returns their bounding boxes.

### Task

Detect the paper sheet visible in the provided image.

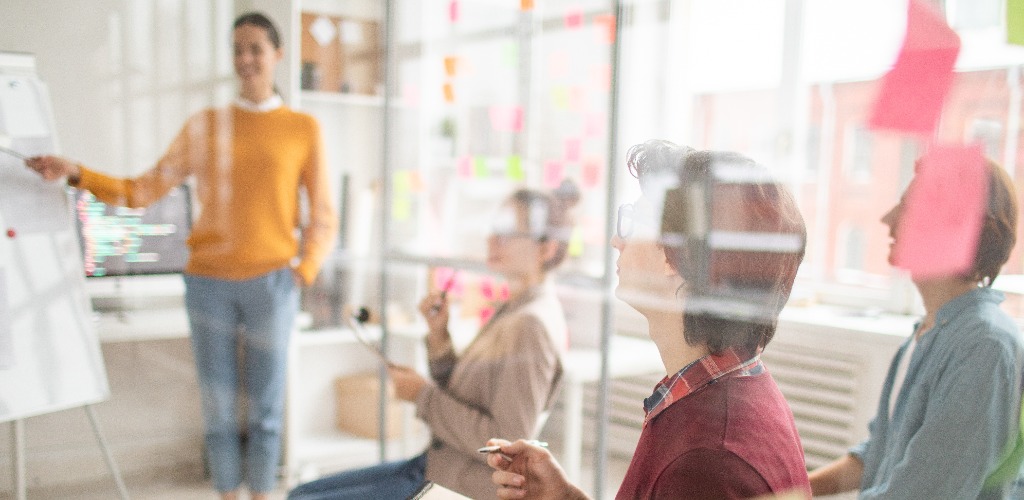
[0,76,50,138]
[340,20,363,45]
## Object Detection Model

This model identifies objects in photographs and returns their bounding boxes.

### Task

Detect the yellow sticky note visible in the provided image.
[443,83,455,103]
[521,0,535,11]
[393,170,411,194]
[568,226,584,257]
[392,197,411,221]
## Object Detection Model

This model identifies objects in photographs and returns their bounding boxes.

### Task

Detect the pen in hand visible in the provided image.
[477,440,548,462]
[0,145,27,161]
[429,272,458,315]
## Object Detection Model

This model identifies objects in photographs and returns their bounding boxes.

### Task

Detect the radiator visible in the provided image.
[544,311,911,470]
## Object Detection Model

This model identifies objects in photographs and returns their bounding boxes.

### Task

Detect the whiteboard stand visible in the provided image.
[9,404,130,500]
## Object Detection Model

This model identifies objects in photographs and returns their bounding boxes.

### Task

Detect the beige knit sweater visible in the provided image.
[416,281,568,499]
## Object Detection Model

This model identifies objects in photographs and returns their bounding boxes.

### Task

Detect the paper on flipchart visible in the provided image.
[0,76,50,138]
[0,160,66,234]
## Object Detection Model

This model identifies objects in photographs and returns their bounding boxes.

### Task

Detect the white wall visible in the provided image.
[0,0,244,176]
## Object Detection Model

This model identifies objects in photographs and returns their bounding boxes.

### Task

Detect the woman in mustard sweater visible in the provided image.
[26,12,337,500]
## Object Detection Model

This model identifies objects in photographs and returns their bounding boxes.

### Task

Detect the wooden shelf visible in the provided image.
[300,90,383,106]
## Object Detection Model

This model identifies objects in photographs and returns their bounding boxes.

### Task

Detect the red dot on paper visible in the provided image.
[6,229,15,238]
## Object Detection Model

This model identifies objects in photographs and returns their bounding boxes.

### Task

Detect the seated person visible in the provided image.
[487,141,812,499]
[288,183,580,500]
[808,155,1024,498]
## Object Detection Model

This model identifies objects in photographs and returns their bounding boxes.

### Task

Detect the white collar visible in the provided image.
[234,94,283,112]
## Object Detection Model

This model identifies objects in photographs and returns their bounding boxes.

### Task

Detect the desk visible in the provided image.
[560,335,662,482]
[93,308,191,343]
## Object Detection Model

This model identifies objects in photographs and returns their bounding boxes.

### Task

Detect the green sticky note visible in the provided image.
[507,155,525,181]
[568,226,584,257]
[503,42,519,67]
[551,87,569,109]
[474,157,488,178]
[1010,0,1024,46]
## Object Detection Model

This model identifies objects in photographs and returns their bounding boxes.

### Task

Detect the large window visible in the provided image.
[617,0,1024,315]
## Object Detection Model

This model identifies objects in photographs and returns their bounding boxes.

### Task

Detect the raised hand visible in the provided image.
[25,155,80,182]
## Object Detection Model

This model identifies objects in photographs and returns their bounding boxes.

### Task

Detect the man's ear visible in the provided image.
[662,246,681,277]
[541,240,560,266]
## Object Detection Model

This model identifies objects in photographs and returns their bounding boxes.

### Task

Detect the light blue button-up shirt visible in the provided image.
[850,287,1024,499]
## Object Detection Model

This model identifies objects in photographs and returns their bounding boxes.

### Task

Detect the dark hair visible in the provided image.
[974,159,1018,286]
[509,180,581,271]
[626,140,807,353]
[233,12,281,49]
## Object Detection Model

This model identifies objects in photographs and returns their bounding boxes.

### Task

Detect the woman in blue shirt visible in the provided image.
[809,157,1024,499]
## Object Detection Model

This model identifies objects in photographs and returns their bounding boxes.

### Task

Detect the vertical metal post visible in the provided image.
[377,0,396,463]
[594,1,624,497]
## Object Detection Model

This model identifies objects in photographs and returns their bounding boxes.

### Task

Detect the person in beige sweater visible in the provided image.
[287,182,579,500]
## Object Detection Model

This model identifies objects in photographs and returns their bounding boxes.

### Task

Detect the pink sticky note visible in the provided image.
[585,112,606,137]
[480,307,495,326]
[402,84,420,108]
[891,143,987,279]
[544,160,565,189]
[434,267,456,290]
[593,14,616,44]
[868,0,960,136]
[582,159,601,188]
[489,106,524,132]
[565,138,582,162]
[568,86,585,111]
[456,156,472,178]
[565,8,583,29]
[480,277,495,300]
[449,0,459,22]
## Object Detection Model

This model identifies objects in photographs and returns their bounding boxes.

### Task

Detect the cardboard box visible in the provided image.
[334,372,404,439]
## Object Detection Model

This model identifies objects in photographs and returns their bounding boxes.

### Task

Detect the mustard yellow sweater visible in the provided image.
[76,106,338,285]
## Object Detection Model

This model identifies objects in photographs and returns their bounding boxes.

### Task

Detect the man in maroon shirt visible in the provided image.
[486,141,812,500]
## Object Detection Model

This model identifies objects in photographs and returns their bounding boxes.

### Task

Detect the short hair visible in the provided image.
[233,12,281,49]
[974,159,1018,286]
[626,140,807,353]
[508,180,581,271]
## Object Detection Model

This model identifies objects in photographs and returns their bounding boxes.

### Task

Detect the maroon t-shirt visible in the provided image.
[616,372,811,499]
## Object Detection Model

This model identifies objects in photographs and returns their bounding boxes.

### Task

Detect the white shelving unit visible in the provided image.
[249,0,625,491]
[283,326,429,486]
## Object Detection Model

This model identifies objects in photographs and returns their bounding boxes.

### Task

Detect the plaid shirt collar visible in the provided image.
[643,346,764,424]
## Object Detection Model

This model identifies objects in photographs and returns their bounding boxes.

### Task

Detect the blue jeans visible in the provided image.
[287,453,428,500]
[184,268,298,494]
